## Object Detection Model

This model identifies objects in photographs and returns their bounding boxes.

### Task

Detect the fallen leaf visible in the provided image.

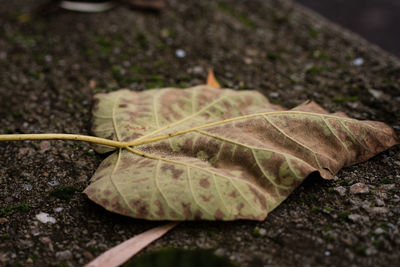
[85,223,177,267]
[85,86,399,220]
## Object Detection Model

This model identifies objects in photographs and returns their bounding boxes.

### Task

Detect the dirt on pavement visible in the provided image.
[0,0,399,266]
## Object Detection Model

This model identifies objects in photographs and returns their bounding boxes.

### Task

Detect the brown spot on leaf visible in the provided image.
[85,187,95,196]
[229,191,238,198]
[154,200,164,217]
[200,194,211,202]
[130,199,148,217]
[214,209,224,220]
[194,210,202,220]
[111,197,129,215]
[103,190,111,196]
[236,203,244,213]
[100,199,109,206]
[161,164,184,179]
[248,186,267,211]
[119,104,127,108]
[182,203,192,218]
[199,178,210,188]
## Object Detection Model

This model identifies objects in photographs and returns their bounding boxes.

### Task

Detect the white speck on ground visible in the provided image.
[36,212,56,224]
[175,49,186,58]
[48,180,60,187]
[353,57,364,66]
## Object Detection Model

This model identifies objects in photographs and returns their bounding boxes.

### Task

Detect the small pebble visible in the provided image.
[0,51,7,59]
[48,180,60,187]
[348,214,369,224]
[39,141,51,153]
[324,250,331,256]
[365,247,377,256]
[83,251,94,260]
[370,207,389,215]
[23,184,33,191]
[269,92,279,98]
[54,207,63,213]
[258,228,267,236]
[387,223,395,229]
[31,229,41,236]
[56,250,72,260]
[381,184,395,191]
[175,49,186,58]
[350,183,369,194]
[353,58,364,66]
[375,199,385,206]
[191,66,204,74]
[40,237,51,244]
[368,89,383,99]
[36,212,56,224]
[334,186,347,196]
[374,227,384,234]
[214,248,225,257]
[244,57,253,64]
[44,55,52,62]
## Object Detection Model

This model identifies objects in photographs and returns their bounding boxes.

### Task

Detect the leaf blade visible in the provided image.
[86,86,399,221]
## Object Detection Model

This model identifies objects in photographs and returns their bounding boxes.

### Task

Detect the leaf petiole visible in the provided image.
[0,133,125,149]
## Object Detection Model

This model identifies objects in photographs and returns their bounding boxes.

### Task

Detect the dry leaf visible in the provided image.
[85,86,399,221]
[85,223,177,267]
[206,69,221,88]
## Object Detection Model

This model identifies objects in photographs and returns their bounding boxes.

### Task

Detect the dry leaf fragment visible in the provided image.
[86,86,399,221]
[206,69,222,88]
[85,223,177,267]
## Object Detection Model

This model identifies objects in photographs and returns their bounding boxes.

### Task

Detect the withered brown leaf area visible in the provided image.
[85,86,399,221]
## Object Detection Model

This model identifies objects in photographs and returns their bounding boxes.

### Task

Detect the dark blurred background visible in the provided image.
[296,0,400,58]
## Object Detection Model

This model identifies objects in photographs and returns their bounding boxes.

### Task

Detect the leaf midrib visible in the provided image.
[125,110,378,148]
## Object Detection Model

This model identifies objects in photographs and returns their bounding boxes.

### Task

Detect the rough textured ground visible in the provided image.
[0,0,399,266]
[297,0,400,57]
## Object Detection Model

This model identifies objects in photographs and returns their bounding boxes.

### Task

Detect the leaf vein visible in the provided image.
[186,166,214,218]
[126,147,265,214]
[263,115,323,170]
